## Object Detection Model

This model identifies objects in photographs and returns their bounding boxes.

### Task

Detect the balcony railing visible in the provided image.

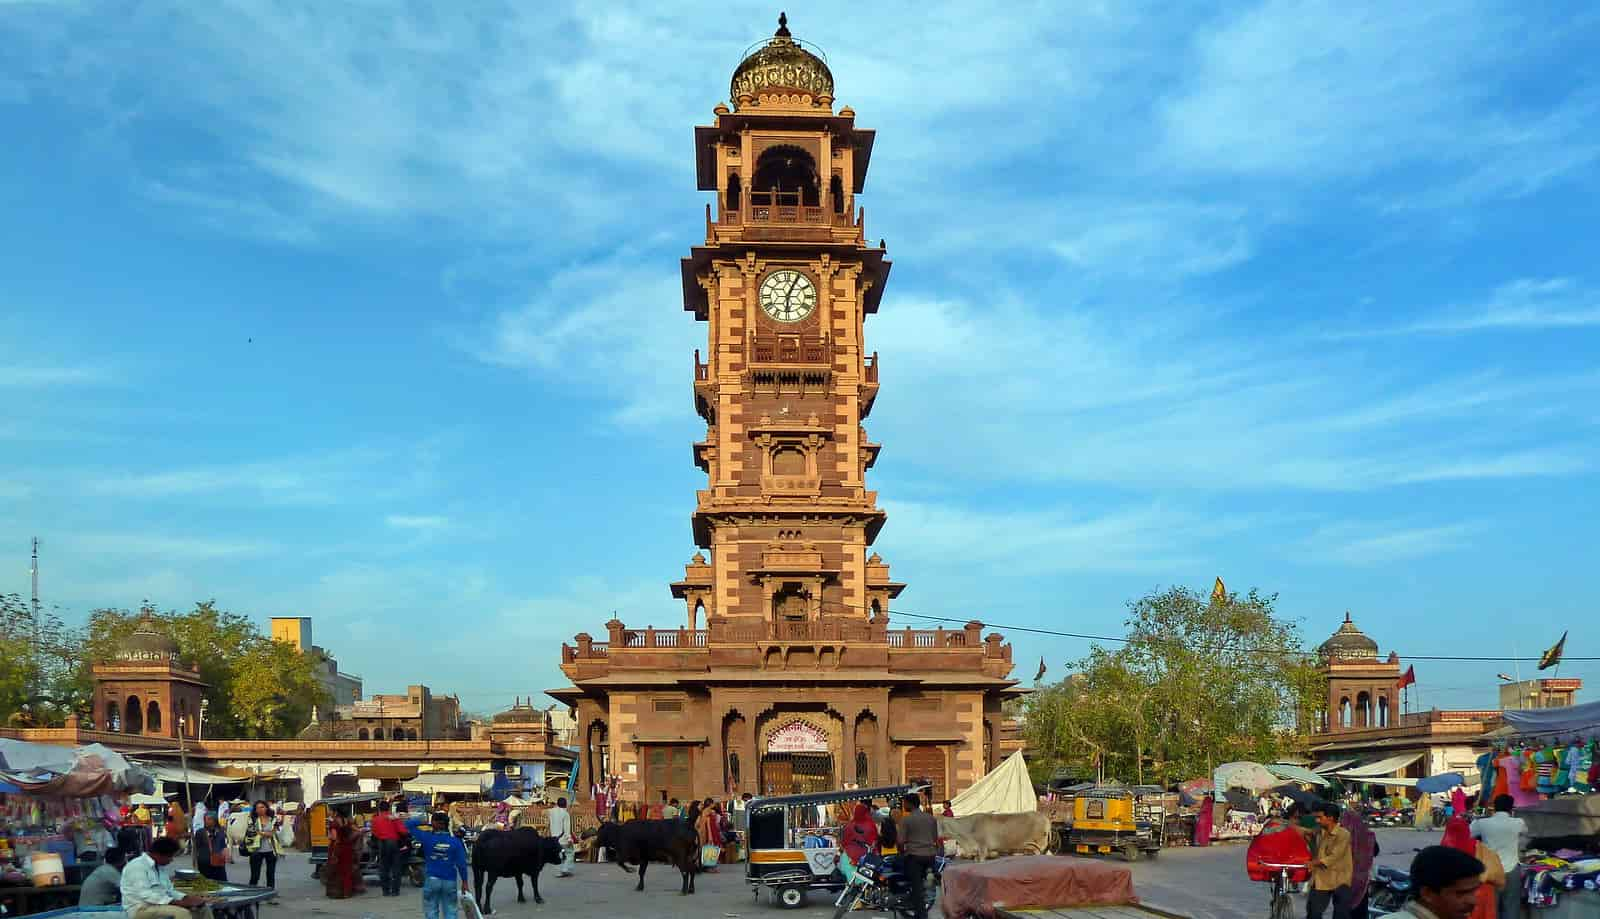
[620,629,710,649]
[565,620,1013,661]
[750,334,831,365]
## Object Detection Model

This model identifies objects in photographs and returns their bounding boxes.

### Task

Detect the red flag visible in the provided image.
[1396,666,1417,690]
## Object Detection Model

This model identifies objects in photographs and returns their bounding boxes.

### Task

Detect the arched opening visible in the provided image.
[125,696,144,734]
[692,599,705,630]
[752,145,820,208]
[772,582,808,622]
[772,446,806,476]
[829,174,844,214]
[869,599,882,620]
[146,700,162,734]
[404,729,417,741]
[1339,697,1352,729]
[726,172,742,213]
[853,713,879,785]
[358,728,370,740]
[1377,696,1390,727]
[1355,692,1372,728]
[372,728,385,740]
[983,720,996,773]
[727,751,741,791]
[105,701,121,732]
[855,750,868,785]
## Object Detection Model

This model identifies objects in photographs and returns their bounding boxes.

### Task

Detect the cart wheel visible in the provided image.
[409,863,425,888]
[777,885,807,909]
[1271,890,1295,919]
[1122,844,1140,862]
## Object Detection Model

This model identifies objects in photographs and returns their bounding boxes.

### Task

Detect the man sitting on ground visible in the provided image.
[79,846,126,906]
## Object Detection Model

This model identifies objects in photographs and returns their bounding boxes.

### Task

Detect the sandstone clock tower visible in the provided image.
[672,13,903,633]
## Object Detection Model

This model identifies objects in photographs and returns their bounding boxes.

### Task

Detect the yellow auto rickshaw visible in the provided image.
[306,792,387,877]
[1066,786,1162,861]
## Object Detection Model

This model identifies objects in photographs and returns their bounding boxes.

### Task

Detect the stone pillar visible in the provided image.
[745,716,760,795]
[840,708,857,786]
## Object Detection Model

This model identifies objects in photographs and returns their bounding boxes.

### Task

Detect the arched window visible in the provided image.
[855,751,869,785]
[1339,697,1352,728]
[752,145,820,207]
[125,696,144,734]
[372,728,384,740]
[358,728,370,740]
[727,752,741,789]
[106,701,121,732]
[1355,692,1372,728]
[1377,697,1390,727]
[830,174,844,214]
[726,173,742,213]
[404,729,417,741]
[147,701,162,733]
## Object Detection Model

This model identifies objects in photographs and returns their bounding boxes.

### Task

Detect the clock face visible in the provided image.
[758,269,818,323]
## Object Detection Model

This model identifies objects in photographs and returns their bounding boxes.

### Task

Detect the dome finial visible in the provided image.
[1344,610,1352,623]
[776,11,791,38]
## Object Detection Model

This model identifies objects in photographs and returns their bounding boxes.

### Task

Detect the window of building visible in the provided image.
[147,701,162,733]
[653,699,683,713]
[855,751,868,785]
[358,728,370,740]
[772,446,806,476]
[373,728,385,740]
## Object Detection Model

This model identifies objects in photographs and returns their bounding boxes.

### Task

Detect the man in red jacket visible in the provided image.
[369,799,410,897]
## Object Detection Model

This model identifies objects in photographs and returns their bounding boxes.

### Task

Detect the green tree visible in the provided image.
[1024,585,1325,786]
[1,593,89,726]
[84,601,329,738]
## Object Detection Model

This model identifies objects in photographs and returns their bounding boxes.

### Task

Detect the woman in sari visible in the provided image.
[1442,815,1502,919]
[839,803,879,882]
[1193,794,1214,847]
[1340,806,1379,919]
[192,812,231,882]
[696,800,724,872]
[323,812,363,899]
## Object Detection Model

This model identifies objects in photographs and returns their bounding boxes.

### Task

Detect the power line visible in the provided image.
[808,598,1596,664]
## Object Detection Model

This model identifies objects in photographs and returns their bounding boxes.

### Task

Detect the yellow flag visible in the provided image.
[1211,577,1227,603]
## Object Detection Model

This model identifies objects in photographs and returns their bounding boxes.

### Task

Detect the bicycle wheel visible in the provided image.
[1270,891,1295,919]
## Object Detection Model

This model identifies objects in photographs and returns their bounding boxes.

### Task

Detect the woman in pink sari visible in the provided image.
[1193,794,1213,847]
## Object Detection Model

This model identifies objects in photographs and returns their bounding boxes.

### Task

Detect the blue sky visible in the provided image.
[2,1,1597,715]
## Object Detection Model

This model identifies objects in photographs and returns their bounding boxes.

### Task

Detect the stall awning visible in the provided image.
[1333,753,1424,778]
[402,773,492,795]
[1267,764,1331,787]
[357,765,419,780]
[141,763,247,786]
[1311,759,1355,774]
[417,763,491,774]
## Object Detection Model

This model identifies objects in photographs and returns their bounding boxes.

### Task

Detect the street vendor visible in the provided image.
[121,836,213,919]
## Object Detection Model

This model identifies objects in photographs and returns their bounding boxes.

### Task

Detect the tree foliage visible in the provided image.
[1024,585,1326,785]
[1,593,90,727]
[83,601,329,739]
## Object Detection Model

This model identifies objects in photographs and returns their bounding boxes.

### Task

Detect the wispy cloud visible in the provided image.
[385,514,449,532]
[1332,278,1600,339]
[0,364,114,387]
[1299,521,1479,566]
[64,532,276,560]
[79,444,432,505]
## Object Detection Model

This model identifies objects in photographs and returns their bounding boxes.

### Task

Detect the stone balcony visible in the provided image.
[560,617,1013,680]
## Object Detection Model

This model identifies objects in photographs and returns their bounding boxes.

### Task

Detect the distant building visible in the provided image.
[1499,678,1581,711]
[269,617,363,712]
[1307,613,1581,792]
[334,685,466,741]
[543,703,577,748]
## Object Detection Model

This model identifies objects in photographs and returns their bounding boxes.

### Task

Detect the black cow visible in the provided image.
[596,819,699,895]
[471,827,565,914]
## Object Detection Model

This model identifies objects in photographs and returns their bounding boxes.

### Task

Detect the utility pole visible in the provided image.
[178,713,194,812]
[27,538,41,711]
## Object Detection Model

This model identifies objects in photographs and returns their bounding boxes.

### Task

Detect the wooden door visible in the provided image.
[646,747,692,800]
[904,745,947,805]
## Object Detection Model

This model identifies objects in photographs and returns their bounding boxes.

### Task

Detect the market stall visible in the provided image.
[1490,700,1600,919]
[0,739,153,916]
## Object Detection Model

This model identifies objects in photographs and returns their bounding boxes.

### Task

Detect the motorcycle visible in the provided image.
[1368,865,1412,915]
[831,853,946,919]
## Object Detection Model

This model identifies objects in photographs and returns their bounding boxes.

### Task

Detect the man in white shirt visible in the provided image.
[189,800,207,837]
[548,796,576,877]
[1472,794,1528,919]
[121,837,212,918]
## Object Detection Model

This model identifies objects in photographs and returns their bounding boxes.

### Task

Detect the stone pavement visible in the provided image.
[241,828,1438,919]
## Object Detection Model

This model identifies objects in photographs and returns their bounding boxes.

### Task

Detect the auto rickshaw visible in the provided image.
[1066,785,1163,861]
[745,783,923,909]
[306,792,386,878]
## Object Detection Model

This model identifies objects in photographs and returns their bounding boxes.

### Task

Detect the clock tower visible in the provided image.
[672,12,903,633]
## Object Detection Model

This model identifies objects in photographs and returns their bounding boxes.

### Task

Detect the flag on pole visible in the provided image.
[1034,657,1047,682]
[1396,666,1417,690]
[1538,632,1568,671]
[1211,577,1227,603]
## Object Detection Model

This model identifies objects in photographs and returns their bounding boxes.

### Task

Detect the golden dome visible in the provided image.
[730,13,834,106]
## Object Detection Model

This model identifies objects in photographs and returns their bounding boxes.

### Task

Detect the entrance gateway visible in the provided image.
[551,13,1023,804]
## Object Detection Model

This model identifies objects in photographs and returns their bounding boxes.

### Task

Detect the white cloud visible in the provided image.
[1050,201,1254,277]
[79,442,440,505]
[1334,278,1600,338]
[385,514,449,532]
[64,532,275,560]
[1299,521,1479,566]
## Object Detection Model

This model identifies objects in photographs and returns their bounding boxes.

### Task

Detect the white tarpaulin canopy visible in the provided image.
[140,762,243,786]
[1267,764,1331,787]
[1333,753,1424,779]
[403,773,493,795]
[949,751,1037,816]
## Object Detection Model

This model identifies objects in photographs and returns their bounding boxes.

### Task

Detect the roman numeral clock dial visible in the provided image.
[758,269,817,322]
